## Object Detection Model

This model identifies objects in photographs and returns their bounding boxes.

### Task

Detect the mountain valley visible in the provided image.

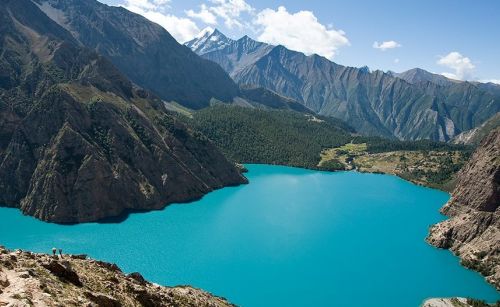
[0,0,499,305]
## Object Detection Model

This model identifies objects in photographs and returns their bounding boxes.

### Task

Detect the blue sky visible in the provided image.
[99,0,500,83]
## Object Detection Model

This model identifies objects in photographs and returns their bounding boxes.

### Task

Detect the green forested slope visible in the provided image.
[190,105,469,172]
[190,105,353,167]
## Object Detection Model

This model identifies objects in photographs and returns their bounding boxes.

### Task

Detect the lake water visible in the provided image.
[0,164,498,306]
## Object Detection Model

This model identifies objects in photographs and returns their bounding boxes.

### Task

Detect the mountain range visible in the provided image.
[186,29,500,141]
[1,0,499,297]
[33,0,239,109]
[1,0,498,224]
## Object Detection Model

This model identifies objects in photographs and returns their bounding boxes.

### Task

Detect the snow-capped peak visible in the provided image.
[185,28,233,55]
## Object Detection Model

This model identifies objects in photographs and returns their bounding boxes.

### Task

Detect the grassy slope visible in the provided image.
[319,143,468,191]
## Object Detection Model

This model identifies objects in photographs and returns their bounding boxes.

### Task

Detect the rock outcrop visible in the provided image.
[0,0,247,223]
[427,128,500,290]
[422,298,498,307]
[0,246,234,306]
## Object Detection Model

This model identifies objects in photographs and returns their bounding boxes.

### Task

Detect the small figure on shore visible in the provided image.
[58,248,63,257]
[52,247,57,256]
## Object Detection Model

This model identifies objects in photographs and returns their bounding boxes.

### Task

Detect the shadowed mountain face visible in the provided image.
[237,86,313,113]
[32,0,239,109]
[0,0,246,223]
[187,30,500,141]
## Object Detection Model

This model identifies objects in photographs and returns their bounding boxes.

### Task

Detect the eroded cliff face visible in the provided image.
[427,128,500,290]
[0,246,234,306]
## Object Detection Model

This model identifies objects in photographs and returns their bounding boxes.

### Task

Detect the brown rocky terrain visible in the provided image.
[0,246,234,306]
[422,298,499,307]
[427,128,500,290]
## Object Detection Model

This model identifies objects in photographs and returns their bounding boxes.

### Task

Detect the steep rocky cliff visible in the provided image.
[0,0,246,223]
[187,30,500,141]
[0,246,234,306]
[427,128,500,290]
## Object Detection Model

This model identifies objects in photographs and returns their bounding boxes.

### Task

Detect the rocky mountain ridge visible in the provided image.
[0,246,234,306]
[0,0,247,223]
[390,68,459,86]
[34,0,239,109]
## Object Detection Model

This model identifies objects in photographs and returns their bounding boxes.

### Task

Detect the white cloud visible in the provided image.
[194,26,215,39]
[186,4,217,25]
[394,58,400,64]
[479,79,500,85]
[142,11,200,43]
[373,40,401,51]
[153,0,170,4]
[207,0,254,28]
[254,6,349,60]
[122,0,199,43]
[437,51,475,80]
[441,72,461,80]
[123,0,170,12]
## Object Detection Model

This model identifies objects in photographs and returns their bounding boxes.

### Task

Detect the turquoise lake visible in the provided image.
[0,164,498,306]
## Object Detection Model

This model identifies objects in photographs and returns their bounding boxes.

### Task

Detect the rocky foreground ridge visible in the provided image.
[427,128,500,290]
[422,298,499,307]
[0,246,233,306]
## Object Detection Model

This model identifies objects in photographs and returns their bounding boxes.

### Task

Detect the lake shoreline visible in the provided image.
[1,164,497,306]
[236,160,454,192]
[0,160,449,226]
